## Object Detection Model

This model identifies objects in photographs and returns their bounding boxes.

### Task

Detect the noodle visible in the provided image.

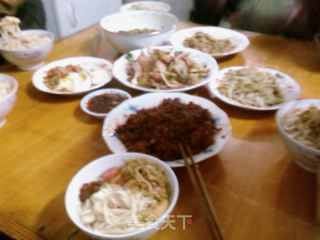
[183,32,235,55]
[217,67,284,108]
[0,16,21,42]
[282,105,320,149]
[0,16,51,50]
[78,159,170,235]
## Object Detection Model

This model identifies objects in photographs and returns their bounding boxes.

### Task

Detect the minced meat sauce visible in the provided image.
[87,93,128,113]
[115,98,217,161]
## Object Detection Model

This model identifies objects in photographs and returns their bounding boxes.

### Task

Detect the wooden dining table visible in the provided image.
[0,21,320,240]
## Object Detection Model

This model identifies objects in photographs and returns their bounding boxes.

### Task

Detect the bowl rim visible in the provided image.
[0,74,18,102]
[275,99,320,154]
[80,88,132,118]
[99,10,178,37]
[65,152,179,239]
[0,29,55,52]
[121,1,172,12]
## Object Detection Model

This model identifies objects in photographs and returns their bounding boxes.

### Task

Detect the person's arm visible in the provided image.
[292,0,320,39]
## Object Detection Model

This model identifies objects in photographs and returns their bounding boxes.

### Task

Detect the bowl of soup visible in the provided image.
[100,10,177,53]
[0,29,54,70]
[65,152,179,240]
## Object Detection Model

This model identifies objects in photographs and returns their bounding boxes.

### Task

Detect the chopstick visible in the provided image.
[179,144,225,240]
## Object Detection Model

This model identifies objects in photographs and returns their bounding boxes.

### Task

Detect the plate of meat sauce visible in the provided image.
[102,92,232,167]
[112,46,219,92]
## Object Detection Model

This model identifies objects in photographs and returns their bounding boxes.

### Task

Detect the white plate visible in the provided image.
[80,88,131,118]
[102,92,232,167]
[32,57,113,95]
[112,45,219,92]
[169,26,250,58]
[208,66,301,111]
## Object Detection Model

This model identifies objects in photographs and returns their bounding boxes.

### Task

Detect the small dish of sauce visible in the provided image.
[88,93,128,113]
[81,88,131,118]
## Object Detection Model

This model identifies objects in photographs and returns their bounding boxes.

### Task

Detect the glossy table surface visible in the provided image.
[0,22,320,240]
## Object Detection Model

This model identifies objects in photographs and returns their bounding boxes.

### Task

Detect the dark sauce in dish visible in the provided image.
[87,93,128,113]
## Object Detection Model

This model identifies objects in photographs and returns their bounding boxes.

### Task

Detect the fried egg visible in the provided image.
[55,72,91,92]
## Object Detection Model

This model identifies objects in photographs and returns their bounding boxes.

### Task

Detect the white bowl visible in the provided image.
[100,11,177,53]
[276,99,320,173]
[0,29,54,70]
[80,88,132,118]
[121,1,171,12]
[65,152,179,240]
[0,74,18,128]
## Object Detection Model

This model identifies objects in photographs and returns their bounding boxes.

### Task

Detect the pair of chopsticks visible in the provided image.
[179,144,225,240]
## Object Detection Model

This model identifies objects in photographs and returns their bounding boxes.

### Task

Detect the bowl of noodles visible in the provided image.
[0,29,54,70]
[0,16,54,70]
[65,152,179,239]
[276,99,320,173]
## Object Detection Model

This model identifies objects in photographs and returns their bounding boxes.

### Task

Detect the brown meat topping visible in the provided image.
[79,180,102,202]
[115,98,217,161]
[43,64,83,90]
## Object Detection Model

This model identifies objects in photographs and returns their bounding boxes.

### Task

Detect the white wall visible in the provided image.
[42,0,121,39]
[161,0,193,21]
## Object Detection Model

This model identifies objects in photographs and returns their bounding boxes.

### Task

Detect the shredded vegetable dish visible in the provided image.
[217,67,284,108]
[282,105,320,149]
[183,32,236,55]
[126,49,209,89]
[78,159,170,234]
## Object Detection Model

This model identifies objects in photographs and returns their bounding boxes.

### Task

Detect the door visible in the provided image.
[53,0,122,38]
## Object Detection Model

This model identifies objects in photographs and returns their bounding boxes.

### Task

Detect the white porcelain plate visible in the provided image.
[112,45,219,92]
[208,66,301,111]
[170,26,250,58]
[102,92,232,167]
[32,57,113,95]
